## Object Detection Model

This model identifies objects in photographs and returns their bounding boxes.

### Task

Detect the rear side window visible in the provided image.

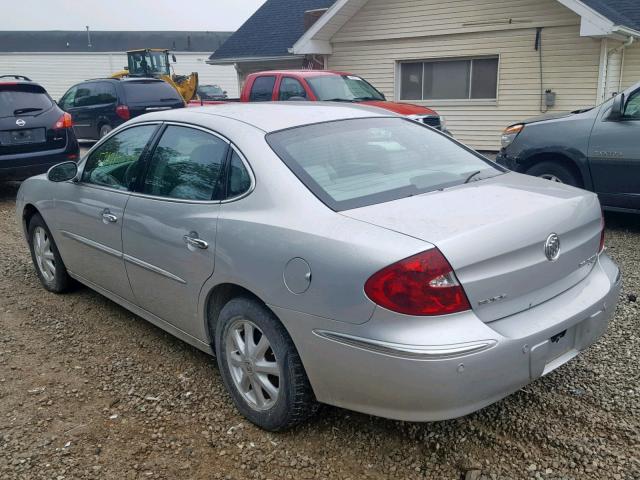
[279,77,307,101]
[82,125,157,190]
[0,84,52,118]
[227,150,252,198]
[122,81,182,103]
[142,126,228,201]
[249,76,275,102]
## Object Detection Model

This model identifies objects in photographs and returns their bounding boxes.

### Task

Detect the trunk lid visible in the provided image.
[342,173,602,322]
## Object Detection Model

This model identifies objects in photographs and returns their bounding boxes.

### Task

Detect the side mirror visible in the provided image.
[172,54,177,63]
[607,92,625,121]
[223,91,227,95]
[47,161,78,182]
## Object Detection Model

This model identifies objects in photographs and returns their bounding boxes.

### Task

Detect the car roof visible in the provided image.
[138,102,396,133]
[248,70,354,78]
[82,77,165,83]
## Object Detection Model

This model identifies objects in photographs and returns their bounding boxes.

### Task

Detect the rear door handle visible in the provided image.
[101,209,118,224]
[184,232,208,250]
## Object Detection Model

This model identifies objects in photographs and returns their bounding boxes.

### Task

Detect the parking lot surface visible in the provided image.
[0,180,638,480]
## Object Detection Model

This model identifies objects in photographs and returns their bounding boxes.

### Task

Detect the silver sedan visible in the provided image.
[16,103,621,431]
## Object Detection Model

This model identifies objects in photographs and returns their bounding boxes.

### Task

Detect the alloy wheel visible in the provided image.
[33,226,56,282]
[225,318,281,410]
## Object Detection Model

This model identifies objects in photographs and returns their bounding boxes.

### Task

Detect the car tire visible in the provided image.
[525,161,579,187]
[27,214,73,293]
[98,123,112,139]
[215,296,318,431]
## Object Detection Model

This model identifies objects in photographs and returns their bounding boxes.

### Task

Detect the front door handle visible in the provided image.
[101,209,118,224]
[184,232,208,250]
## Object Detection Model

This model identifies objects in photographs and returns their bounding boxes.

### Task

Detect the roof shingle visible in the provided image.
[209,0,336,62]
[580,0,640,31]
[0,31,232,53]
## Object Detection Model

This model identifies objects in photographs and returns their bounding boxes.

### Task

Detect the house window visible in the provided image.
[400,57,498,101]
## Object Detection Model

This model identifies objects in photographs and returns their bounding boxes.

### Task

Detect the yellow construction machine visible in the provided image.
[112,49,198,102]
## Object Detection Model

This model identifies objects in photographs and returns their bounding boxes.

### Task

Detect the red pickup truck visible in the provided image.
[190,70,450,135]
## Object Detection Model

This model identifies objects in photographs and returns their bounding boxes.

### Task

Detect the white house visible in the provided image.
[284,0,640,150]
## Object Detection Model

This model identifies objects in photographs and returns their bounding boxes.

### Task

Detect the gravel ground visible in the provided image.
[0,180,638,480]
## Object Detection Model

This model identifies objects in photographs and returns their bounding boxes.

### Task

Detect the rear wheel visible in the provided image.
[28,214,72,293]
[525,161,579,187]
[99,123,112,139]
[215,297,318,431]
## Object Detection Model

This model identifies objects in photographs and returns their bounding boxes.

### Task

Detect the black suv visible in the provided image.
[1,76,79,181]
[59,78,185,140]
[497,80,640,213]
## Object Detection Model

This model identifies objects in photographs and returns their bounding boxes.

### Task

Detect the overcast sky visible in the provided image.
[4,0,266,31]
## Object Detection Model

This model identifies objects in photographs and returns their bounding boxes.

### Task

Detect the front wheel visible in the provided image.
[215,297,318,431]
[28,214,72,293]
[525,161,579,187]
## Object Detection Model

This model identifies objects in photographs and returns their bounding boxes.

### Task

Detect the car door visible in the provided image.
[90,82,118,137]
[66,84,96,139]
[121,124,228,338]
[51,123,160,302]
[588,87,640,210]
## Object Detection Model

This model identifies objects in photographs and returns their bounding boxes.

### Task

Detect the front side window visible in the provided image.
[58,86,77,110]
[400,57,499,101]
[249,76,276,102]
[306,75,385,101]
[279,77,307,101]
[267,117,502,211]
[81,125,157,190]
[624,90,640,119]
[142,126,228,201]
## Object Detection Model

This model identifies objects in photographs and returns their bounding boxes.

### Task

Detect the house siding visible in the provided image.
[622,43,640,90]
[327,0,604,150]
[0,53,239,99]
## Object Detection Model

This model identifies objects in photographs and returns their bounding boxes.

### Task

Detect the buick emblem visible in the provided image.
[15,119,26,127]
[544,233,561,261]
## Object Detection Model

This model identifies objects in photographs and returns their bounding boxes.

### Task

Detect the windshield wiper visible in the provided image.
[322,98,357,102]
[14,107,43,115]
[463,170,483,184]
[351,96,381,101]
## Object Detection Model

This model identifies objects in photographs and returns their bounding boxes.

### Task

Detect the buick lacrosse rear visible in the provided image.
[16,104,620,431]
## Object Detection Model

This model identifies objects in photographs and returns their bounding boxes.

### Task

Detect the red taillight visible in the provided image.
[53,112,73,129]
[364,248,471,316]
[116,104,130,120]
[599,212,605,253]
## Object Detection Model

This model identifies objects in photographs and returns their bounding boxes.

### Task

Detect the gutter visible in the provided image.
[206,54,303,65]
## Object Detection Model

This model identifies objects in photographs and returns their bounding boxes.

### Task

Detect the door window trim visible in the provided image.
[130,121,255,205]
[76,121,163,195]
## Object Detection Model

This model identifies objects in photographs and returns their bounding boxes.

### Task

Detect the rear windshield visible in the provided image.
[266,117,502,211]
[122,81,182,103]
[0,84,52,118]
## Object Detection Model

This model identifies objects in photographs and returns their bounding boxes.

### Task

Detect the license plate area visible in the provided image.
[529,326,578,379]
[2,128,46,145]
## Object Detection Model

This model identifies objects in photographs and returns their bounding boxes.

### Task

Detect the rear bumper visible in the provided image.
[272,253,620,421]
[0,143,79,181]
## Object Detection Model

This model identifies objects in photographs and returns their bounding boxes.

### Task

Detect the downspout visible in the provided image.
[615,36,634,92]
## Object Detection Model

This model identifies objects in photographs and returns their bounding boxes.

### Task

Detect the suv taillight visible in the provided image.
[364,248,471,316]
[116,104,130,120]
[53,112,73,129]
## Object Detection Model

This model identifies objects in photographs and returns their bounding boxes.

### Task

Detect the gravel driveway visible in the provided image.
[0,180,638,480]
